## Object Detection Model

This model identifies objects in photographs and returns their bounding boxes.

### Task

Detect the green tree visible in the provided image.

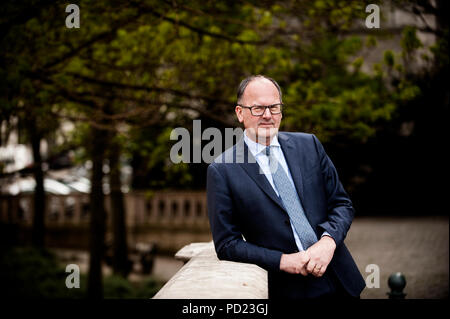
[2,0,447,298]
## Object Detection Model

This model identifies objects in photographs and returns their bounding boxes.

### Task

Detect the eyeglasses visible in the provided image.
[237,103,283,116]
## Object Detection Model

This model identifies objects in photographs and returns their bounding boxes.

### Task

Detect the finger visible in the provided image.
[300,256,310,271]
[312,264,322,277]
[297,261,309,276]
[299,266,308,276]
[312,271,320,277]
[299,251,310,263]
[306,261,316,273]
[318,265,327,277]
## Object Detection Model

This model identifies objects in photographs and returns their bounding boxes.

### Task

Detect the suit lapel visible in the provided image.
[236,139,286,212]
[278,133,306,207]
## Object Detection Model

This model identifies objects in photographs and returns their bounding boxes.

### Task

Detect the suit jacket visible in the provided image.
[206,132,365,298]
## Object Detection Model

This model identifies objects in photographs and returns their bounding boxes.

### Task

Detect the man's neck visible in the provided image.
[244,130,276,146]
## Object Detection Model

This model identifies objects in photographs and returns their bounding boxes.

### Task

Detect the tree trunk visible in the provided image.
[109,139,129,277]
[87,126,107,299]
[29,117,45,248]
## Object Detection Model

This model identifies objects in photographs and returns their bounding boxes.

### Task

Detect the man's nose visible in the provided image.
[262,107,272,119]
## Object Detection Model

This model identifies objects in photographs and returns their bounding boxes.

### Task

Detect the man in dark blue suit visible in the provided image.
[207,75,365,299]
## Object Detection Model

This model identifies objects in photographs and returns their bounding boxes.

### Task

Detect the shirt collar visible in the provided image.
[244,129,280,157]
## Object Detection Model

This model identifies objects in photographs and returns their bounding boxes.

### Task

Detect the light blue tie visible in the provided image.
[265,146,318,249]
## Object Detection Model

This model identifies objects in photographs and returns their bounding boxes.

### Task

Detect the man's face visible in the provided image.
[235,78,282,144]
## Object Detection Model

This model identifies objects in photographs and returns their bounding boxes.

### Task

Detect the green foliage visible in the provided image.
[124,125,193,189]
[384,50,395,68]
[0,246,85,298]
[0,246,164,298]
[401,26,423,53]
[430,29,449,69]
[103,274,135,298]
[133,276,165,299]
[1,0,442,187]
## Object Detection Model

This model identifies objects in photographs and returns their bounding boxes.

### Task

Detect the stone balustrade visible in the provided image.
[0,191,209,228]
[153,241,268,299]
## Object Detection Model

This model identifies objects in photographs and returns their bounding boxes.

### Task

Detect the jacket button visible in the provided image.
[284,220,290,225]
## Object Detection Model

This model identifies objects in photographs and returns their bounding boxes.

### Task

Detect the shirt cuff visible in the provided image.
[321,232,333,239]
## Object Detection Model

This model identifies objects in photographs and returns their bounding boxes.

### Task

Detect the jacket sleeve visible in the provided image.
[312,135,355,247]
[207,163,283,272]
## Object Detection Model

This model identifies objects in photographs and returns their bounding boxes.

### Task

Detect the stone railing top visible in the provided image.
[153,241,268,299]
[174,241,215,262]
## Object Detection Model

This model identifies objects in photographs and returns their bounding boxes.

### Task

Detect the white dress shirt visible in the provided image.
[243,130,330,251]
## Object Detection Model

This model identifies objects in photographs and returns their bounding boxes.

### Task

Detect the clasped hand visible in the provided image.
[279,236,336,277]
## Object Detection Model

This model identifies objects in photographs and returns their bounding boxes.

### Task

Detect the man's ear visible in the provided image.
[235,105,243,123]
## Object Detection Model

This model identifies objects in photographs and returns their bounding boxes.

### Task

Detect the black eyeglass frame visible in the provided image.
[237,103,284,116]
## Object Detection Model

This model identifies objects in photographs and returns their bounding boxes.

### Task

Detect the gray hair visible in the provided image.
[236,75,282,104]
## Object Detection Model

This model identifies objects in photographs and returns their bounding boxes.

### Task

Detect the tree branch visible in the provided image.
[65,72,233,106]
[42,9,145,70]
[135,3,266,45]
